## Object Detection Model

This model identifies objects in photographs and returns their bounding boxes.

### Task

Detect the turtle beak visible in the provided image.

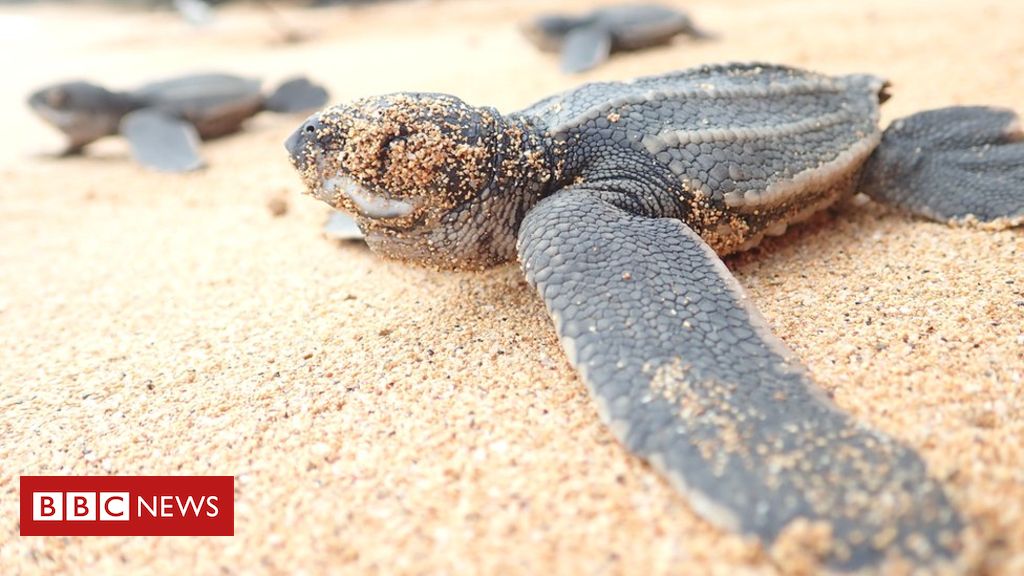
[284,114,322,171]
[284,124,309,168]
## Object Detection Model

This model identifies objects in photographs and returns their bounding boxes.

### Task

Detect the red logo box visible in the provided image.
[20,476,234,536]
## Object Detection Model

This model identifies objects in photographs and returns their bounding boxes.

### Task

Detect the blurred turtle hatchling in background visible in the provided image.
[29,73,328,172]
[522,4,712,73]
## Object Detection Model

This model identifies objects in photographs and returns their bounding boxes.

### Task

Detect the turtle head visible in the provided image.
[286,93,551,269]
[28,81,137,149]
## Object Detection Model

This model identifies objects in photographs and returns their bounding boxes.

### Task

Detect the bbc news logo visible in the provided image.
[32,491,219,522]
[21,476,233,536]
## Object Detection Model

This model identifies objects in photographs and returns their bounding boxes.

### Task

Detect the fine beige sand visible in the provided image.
[1,0,1022,573]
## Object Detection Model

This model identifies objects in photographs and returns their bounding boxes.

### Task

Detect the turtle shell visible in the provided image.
[134,73,265,139]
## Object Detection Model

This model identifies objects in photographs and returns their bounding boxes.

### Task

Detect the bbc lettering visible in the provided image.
[32,492,220,521]
[33,492,130,521]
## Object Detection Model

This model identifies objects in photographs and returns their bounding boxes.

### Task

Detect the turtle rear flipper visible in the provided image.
[560,25,612,74]
[120,109,205,172]
[860,106,1024,227]
[517,187,965,572]
[264,77,329,114]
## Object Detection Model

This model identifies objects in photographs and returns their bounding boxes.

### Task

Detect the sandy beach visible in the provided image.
[1,0,1022,573]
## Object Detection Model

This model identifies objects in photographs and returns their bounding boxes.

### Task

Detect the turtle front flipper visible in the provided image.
[517,187,966,573]
[264,77,329,114]
[860,106,1024,228]
[120,108,204,172]
[559,25,612,73]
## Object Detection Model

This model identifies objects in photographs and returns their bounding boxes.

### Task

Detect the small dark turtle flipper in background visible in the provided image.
[264,77,330,114]
[28,73,329,172]
[121,109,205,172]
[860,106,1024,227]
[561,24,615,75]
[522,4,712,73]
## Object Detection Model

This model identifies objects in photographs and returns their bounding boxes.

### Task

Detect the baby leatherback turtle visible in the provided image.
[29,73,328,172]
[285,63,1023,572]
[521,4,710,74]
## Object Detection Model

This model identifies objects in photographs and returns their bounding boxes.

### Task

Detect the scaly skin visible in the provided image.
[859,106,1024,228]
[285,62,1024,573]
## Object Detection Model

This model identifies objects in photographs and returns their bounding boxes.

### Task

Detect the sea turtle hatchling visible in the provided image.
[284,63,1023,572]
[28,73,328,172]
[521,4,711,74]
